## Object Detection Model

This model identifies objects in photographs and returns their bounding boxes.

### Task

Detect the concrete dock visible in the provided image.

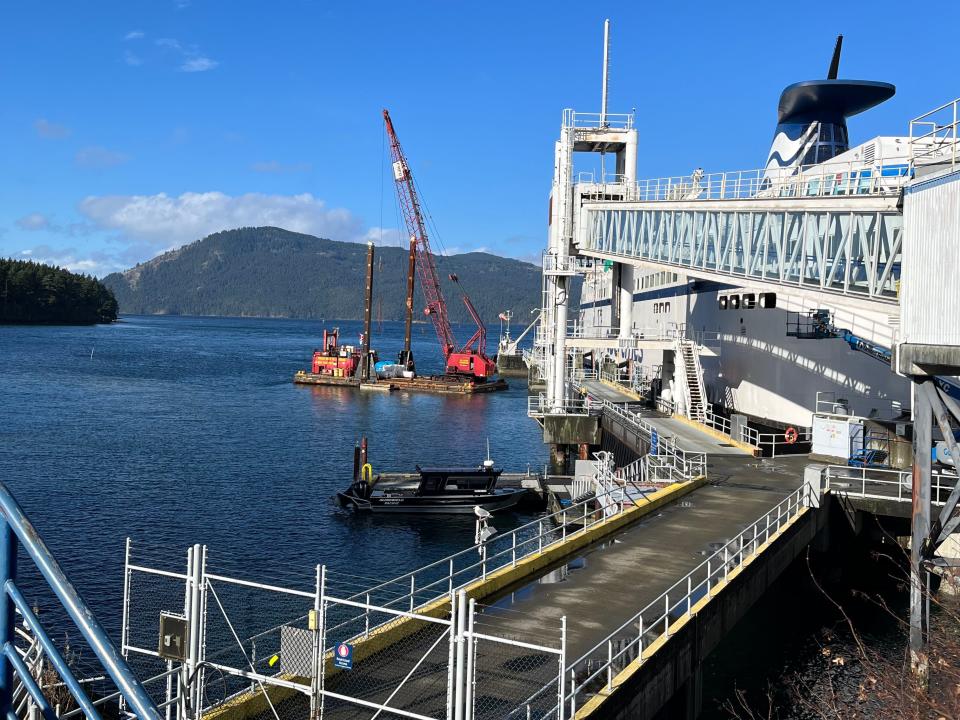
[477,455,809,661]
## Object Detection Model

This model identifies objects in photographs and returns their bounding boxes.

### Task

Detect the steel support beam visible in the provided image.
[911,379,932,681]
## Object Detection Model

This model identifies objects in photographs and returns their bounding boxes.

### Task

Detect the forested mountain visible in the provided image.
[103,227,564,324]
[1,259,118,324]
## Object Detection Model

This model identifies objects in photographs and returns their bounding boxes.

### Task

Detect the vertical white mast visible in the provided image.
[600,19,610,128]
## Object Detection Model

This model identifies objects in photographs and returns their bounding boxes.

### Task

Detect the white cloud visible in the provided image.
[75,146,130,169]
[441,246,491,256]
[34,118,71,139]
[156,37,218,72]
[78,191,364,249]
[251,160,312,174]
[181,56,218,72]
[124,30,144,40]
[16,213,51,231]
[16,245,122,276]
[124,50,143,66]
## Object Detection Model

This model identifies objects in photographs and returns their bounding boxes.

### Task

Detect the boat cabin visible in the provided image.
[415,466,501,495]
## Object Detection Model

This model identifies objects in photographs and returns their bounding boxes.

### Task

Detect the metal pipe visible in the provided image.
[911,380,932,681]
[6,583,102,720]
[600,19,610,127]
[558,616,567,720]
[0,484,161,720]
[362,241,375,382]
[464,599,475,720]
[0,522,15,720]
[453,591,468,720]
[402,237,416,370]
[3,646,55,720]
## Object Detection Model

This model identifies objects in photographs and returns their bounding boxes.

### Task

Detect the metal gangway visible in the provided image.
[576,160,906,311]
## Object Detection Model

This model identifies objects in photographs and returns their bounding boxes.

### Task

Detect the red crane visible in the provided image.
[383,109,497,380]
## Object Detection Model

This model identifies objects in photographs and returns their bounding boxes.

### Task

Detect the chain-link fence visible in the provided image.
[201,574,316,719]
[122,543,568,720]
[465,602,565,720]
[320,592,453,720]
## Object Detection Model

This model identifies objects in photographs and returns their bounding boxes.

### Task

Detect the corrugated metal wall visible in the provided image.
[902,169,960,345]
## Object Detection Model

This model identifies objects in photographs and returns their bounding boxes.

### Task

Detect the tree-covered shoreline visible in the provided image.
[1,259,118,325]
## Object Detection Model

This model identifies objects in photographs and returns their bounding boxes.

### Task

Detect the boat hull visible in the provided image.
[337,488,525,514]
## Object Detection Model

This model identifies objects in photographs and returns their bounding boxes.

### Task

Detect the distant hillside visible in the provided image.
[1,258,117,324]
[102,227,563,324]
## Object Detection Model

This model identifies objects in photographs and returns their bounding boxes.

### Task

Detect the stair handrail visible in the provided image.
[0,481,160,720]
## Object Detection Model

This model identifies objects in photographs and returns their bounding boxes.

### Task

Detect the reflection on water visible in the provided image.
[0,315,547,635]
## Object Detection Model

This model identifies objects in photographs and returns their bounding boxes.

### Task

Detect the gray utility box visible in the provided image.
[158,613,189,661]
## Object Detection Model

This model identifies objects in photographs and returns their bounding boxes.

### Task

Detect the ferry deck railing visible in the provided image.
[0,480,160,720]
[824,465,956,505]
[910,96,959,171]
[576,157,911,203]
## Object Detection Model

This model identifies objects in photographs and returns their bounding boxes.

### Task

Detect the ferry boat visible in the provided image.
[575,37,919,430]
[336,461,526,513]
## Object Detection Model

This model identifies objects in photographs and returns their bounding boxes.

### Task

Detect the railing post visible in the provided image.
[511,532,516,568]
[410,575,416,612]
[365,593,371,637]
[0,518,17,720]
[606,640,613,690]
[664,593,670,637]
[538,521,544,553]
[558,616,567,720]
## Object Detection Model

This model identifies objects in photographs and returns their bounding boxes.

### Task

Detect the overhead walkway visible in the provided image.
[575,162,907,317]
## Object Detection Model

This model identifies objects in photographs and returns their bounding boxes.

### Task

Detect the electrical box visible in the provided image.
[158,613,189,661]
[308,609,320,631]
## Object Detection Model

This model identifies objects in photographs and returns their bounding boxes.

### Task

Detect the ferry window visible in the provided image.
[665,302,671,313]
[718,296,728,310]
[742,293,756,309]
[760,293,777,309]
[729,296,741,310]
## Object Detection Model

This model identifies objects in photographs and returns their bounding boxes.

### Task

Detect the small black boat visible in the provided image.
[337,462,525,514]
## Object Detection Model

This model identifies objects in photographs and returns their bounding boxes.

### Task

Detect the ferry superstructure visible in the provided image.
[531,33,959,441]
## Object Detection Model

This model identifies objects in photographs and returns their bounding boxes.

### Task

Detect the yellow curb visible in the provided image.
[208,478,709,719]
[670,413,761,457]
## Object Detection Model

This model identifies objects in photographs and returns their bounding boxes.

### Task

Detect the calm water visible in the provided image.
[0,315,545,632]
[1,315,903,716]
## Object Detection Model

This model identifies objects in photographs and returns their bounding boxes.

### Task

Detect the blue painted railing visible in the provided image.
[0,481,160,720]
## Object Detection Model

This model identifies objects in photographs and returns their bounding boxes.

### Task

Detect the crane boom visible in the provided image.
[383,109,456,358]
[383,109,497,379]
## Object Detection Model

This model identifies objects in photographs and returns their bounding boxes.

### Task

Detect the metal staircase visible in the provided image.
[678,340,707,423]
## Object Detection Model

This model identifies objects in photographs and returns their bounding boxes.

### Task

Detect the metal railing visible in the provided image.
[542,255,585,275]
[910,97,959,170]
[338,458,681,618]
[561,482,813,716]
[604,158,911,203]
[563,109,634,131]
[0,481,160,720]
[592,398,707,481]
[528,393,600,418]
[824,465,956,505]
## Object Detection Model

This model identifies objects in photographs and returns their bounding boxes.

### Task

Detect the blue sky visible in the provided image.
[2,1,957,276]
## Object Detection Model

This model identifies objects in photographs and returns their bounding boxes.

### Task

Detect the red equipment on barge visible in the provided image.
[310,328,364,378]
